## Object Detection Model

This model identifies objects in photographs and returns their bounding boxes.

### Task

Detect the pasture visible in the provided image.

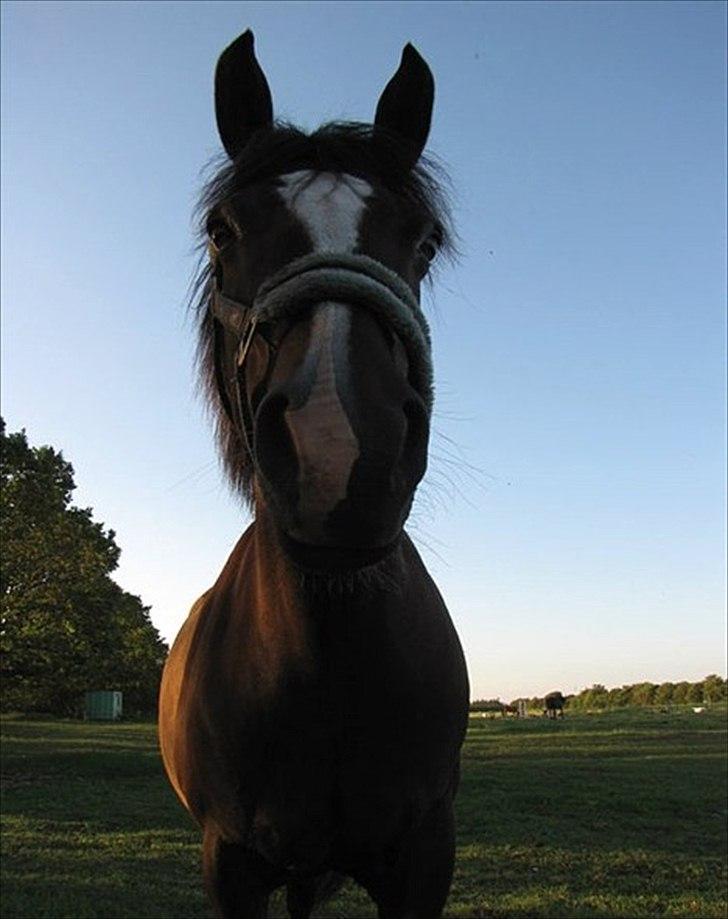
[1,708,725,918]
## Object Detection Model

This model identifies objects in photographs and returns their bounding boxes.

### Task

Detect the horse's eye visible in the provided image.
[418,239,437,262]
[417,230,442,264]
[208,220,236,251]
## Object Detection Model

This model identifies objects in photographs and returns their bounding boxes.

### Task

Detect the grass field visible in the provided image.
[1,708,726,918]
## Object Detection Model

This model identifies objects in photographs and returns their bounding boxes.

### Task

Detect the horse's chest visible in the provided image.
[177,577,467,870]
[243,609,464,865]
[243,685,437,872]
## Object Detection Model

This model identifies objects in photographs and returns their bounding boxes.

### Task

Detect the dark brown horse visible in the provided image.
[159,30,469,919]
[544,691,566,719]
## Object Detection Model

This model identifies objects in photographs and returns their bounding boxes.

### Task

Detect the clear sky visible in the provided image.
[2,0,726,701]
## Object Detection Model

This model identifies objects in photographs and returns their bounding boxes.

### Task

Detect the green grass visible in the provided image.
[1,708,726,917]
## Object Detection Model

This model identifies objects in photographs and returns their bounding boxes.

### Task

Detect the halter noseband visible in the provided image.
[211,252,434,453]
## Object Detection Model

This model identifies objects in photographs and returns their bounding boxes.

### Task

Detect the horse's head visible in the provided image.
[197,31,452,567]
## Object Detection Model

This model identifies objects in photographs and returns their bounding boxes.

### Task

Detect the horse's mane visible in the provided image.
[191,121,455,504]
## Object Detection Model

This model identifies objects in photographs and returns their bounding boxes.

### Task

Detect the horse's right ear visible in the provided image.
[215,30,273,160]
[374,44,434,168]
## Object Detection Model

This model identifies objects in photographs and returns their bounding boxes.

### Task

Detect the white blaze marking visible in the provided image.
[277,170,372,253]
[284,303,360,528]
[277,171,372,528]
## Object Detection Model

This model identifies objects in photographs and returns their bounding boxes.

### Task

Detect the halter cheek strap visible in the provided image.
[211,251,434,450]
[211,306,264,456]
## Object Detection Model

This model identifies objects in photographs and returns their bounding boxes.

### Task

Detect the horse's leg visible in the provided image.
[361,797,456,919]
[285,878,314,919]
[286,871,345,919]
[203,826,279,919]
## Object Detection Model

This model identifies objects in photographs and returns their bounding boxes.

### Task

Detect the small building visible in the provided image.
[85,691,123,721]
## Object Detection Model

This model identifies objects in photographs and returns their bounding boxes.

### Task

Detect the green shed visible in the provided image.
[85,691,123,721]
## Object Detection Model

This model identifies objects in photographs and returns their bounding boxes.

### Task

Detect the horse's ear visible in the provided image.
[215,30,273,160]
[374,44,434,167]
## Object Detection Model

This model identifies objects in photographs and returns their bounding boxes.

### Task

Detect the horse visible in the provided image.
[158,30,469,919]
[544,691,565,719]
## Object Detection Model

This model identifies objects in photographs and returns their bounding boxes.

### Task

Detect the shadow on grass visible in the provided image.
[1,712,726,918]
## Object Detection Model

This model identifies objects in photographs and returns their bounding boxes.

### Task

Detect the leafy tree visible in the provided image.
[631,682,658,707]
[654,682,675,705]
[469,698,503,713]
[582,684,609,710]
[686,681,705,705]
[671,681,691,704]
[569,690,583,709]
[1,420,167,715]
[702,674,726,703]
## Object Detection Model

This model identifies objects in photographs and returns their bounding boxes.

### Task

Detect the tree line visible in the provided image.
[1,420,168,716]
[470,674,727,713]
[563,676,726,710]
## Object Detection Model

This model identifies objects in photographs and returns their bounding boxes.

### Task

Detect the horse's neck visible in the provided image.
[208,507,443,707]
[210,507,311,695]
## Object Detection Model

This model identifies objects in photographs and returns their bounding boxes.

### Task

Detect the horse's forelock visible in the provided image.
[194,123,455,259]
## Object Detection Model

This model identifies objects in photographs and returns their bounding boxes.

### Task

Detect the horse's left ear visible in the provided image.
[215,29,274,160]
[374,44,434,167]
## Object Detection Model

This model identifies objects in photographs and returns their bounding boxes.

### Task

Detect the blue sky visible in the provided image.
[2,0,725,701]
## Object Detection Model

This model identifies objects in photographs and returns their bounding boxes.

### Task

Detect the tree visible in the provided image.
[469,698,503,713]
[607,686,631,708]
[702,674,726,703]
[654,682,675,705]
[672,681,691,704]
[631,682,658,707]
[1,420,167,714]
[582,684,609,710]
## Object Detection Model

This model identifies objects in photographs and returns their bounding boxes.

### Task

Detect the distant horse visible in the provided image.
[544,691,566,719]
[159,31,469,919]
